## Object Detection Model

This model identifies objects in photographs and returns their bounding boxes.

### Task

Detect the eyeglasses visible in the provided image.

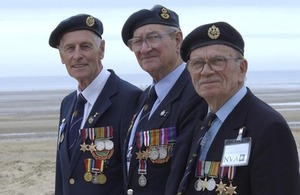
[187,56,242,72]
[127,31,176,52]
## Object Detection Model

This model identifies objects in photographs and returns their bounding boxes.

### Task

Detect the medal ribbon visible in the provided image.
[195,160,204,177]
[160,128,165,145]
[227,166,236,181]
[204,161,211,177]
[219,165,229,179]
[136,131,143,148]
[138,159,147,174]
[84,158,93,172]
[150,129,159,146]
[143,131,150,147]
[88,128,95,142]
[81,128,88,141]
[168,127,176,142]
[209,161,219,178]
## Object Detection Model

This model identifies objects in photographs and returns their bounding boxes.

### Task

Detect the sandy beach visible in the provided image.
[0,88,299,195]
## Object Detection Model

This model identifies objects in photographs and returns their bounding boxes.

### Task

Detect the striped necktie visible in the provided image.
[177,112,217,193]
[68,93,87,156]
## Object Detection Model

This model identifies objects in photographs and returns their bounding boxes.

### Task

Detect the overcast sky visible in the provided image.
[1,0,300,77]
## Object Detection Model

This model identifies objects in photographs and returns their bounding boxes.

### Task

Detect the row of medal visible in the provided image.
[80,126,114,185]
[194,160,237,195]
[135,127,176,187]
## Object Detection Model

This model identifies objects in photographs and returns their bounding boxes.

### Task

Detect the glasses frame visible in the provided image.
[187,56,243,72]
[127,31,177,52]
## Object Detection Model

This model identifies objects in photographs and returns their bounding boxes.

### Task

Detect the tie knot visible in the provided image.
[204,112,217,128]
[148,86,157,99]
[77,93,87,105]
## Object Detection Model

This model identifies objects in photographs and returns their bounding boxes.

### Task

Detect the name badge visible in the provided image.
[221,137,251,167]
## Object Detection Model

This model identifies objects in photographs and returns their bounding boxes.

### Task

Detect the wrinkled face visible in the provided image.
[59,30,104,86]
[188,44,247,105]
[130,24,181,81]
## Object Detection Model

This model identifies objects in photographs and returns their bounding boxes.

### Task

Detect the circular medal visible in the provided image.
[149,148,159,160]
[158,146,167,159]
[138,174,147,187]
[97,173,107,184]
[95,140,105,151]
[104,140,114,150]
[92,174,99,184]
[206,178,216,191]
[194,179,202,191]
[84,172,92,182]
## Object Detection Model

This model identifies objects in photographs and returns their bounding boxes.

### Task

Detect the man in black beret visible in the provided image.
[177,21,300,195]
[121,5,207,195]
[49,14,142,195]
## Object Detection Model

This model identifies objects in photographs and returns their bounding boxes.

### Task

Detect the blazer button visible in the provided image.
[69,178,75,184]
[127,189,133,195]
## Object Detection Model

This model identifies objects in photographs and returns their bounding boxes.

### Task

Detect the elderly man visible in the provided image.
[49,14,142,195]
[121,5,207,195]
[177,21,300,195]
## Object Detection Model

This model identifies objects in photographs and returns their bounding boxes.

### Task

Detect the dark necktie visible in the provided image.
[135,86,157,132]
[68,93,87,155]
[177,112,217,193]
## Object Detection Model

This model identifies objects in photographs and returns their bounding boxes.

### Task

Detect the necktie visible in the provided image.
[177,112,217,193]
[68,93,87,155]
[135,86,157,132]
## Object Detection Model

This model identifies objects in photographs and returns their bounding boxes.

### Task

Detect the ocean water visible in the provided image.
[1,70,300,92]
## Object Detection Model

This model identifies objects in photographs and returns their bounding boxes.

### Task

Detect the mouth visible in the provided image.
[72,64,87,68]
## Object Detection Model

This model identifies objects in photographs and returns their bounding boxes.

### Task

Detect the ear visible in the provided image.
[59,51,65,64]
[175,31,183,49]
[239,58,248,83]
[99,39,105,60]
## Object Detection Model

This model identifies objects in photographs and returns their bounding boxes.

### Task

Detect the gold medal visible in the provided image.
[97,173,107,184]
[226,181,237,195]
[84,172,92,182]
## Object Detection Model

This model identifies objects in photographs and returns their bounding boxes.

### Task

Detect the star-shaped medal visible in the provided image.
[136,150,144,160]
[89,142,97,152]
[142,149,150,160]
[226,182,237,195]
[201,177,208,191]
[216,180,227,194]
[80,142,89,152]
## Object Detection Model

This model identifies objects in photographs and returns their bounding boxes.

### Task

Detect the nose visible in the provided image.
[73,47,83,60]
[201,63,214,74]
[139,40,152,53]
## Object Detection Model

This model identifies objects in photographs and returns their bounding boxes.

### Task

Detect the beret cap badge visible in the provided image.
[207,25,220,39]
[160,7,170,20]
[86,16,95,27]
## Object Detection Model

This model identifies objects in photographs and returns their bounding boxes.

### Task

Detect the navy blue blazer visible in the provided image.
[55,70,142,195]
[177,88,300,195]
[123,68,208,195]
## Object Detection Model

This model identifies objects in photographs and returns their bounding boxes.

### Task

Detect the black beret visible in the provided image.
[121,5,180,45]
[49,14,103,48]
[180,21,244,62]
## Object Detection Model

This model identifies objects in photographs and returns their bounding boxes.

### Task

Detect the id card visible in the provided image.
[221,137,251,167]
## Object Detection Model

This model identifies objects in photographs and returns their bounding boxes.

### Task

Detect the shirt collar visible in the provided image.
[78,68,111,106]
[154,63,185,101]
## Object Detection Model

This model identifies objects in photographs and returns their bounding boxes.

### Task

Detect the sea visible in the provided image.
[1,70,300,92]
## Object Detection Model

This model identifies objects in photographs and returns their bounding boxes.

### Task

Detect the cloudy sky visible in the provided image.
[1,0,300,77]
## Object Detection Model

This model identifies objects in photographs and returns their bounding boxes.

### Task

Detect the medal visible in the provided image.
[138,174,147,187]
[97,173,107,184]
[149,148,159,160]
[84,172,92,182]
[138,160,147,187]
[95,140,105,151]
[104,140,114,150]
[80,129,89,152]
[158,146,168,159]
[194,179,202,191]
[226,166,237,195]
[206,178,216,191]
[216,165,228,194]
[92,173,99,184]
